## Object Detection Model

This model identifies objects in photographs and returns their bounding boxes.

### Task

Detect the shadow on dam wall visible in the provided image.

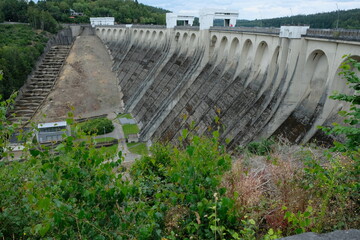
[96,26,360,148]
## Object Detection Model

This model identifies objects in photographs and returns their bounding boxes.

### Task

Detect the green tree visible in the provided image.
[321,55,360,152]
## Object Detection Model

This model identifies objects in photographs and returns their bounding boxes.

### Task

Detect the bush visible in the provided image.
[246,138,275,155]
[79,117,114,135]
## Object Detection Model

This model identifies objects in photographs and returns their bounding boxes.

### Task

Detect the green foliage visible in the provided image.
[28,6,60,33]
[283,206,313,234]
[321,56,360,152]
[122,124,139,138]
[118,113,133,119]
[237,8,360,29]
[0,25,48,99]
[243,138,275,155]
[79,117,114,135]
[1,0,28,23]
[127,142,148,155]
[130,131,234,239]
[32,0,166,25]
[1,0,167,27]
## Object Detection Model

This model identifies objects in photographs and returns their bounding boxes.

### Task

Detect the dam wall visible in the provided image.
[96,26,360,148]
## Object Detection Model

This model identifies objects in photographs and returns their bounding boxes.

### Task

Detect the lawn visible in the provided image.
[127,142,148,155]
[97,145,118,157]
[122,124,139,138]
[118,113,133,119]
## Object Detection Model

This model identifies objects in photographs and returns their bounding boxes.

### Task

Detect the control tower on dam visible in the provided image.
[96,24,360,148]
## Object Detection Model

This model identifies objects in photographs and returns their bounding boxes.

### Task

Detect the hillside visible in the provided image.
[0,24,49,99]
[0,0,168,26]
[237,8,360,29]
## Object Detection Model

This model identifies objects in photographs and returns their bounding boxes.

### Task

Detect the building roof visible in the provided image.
[38,121,67,129]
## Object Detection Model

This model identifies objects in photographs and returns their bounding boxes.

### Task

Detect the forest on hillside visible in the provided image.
[0,0,167,31]
[237,8,360,29]
[0,25,49,100]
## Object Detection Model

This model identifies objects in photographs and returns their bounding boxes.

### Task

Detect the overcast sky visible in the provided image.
[139,0,360,20]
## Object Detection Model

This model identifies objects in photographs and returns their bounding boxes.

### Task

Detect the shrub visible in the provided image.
[79,117,114,135]
[246,138,275,155]
[320,55,360,152]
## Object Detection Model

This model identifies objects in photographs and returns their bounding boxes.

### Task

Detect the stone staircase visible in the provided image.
[7,45,71,124]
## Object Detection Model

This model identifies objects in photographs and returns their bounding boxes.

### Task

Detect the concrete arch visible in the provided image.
[189,33,196,47]
[175,32,181,42]
[112,29,117,41]
[236,39,253,73]
[159,31,164,41]
[254,41,269,71]
[305,50,329,87]
[209,35,218,56]
[267,46,280,84]
[106,29,111,41]
[150,31,157,47]
[145,30,151,41]
[101,28,106,39]
[182,32,188,43]
[220,36,228,48]
[116,29,122,39]
[216,36,228,61]
[228,37,240,61]
[301,50,329,115]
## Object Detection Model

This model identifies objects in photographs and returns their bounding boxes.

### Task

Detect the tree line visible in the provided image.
[0,0,168,30]
[237,8,360,29]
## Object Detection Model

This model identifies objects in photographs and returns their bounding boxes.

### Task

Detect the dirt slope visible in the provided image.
[33,28,123,122]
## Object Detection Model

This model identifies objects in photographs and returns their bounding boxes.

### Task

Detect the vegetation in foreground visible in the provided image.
[0,57,359,238]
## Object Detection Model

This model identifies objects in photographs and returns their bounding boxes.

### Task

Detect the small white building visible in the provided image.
[90,17,115,27]
[199,9,238,30]
[280,26,310,39]
[37,121,70,143]
[166,13,195,28]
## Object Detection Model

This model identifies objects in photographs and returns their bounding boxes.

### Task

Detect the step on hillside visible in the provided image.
[7,45,71,125]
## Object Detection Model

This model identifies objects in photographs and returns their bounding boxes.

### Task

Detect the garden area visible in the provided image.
[118,113,149,156]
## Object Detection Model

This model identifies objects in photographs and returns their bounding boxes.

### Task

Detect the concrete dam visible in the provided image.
[95,25,360,148]
[14,25,360,147]
[11,24,360,148]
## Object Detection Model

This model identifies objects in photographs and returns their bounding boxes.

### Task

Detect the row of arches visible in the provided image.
[95,27,354,95]
[96,27,166,43]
